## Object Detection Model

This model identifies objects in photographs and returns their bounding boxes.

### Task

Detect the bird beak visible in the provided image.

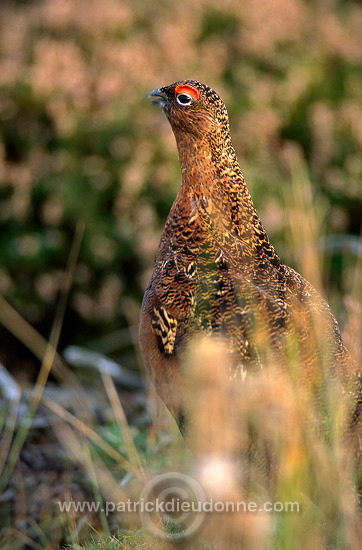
[149,88,168,108]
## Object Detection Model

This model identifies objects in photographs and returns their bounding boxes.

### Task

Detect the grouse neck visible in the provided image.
[175,132,257,213]
[174,131,277,262]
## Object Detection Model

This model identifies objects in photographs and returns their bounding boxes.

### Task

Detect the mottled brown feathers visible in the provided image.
[140,80,360,430]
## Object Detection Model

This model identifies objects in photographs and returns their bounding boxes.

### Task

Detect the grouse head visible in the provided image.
[149,80,231,146]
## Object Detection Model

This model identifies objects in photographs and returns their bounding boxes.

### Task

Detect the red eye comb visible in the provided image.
[175,84,199,99]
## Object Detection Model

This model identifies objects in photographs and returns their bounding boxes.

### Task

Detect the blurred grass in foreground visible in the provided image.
[0,155,360,549]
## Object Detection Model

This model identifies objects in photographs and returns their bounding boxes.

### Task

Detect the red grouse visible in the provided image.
[139,80,360,434]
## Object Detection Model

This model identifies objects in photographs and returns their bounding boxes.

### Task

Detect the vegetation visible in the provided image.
[0,0,361,548]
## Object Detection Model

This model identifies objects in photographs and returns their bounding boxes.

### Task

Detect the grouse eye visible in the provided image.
[177,93,193,106]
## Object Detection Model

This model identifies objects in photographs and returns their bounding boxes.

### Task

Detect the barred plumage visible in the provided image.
[139,80,360,435]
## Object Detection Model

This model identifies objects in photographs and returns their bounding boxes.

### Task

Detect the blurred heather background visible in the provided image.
[1,0,361,375]
[0,0,362,547]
